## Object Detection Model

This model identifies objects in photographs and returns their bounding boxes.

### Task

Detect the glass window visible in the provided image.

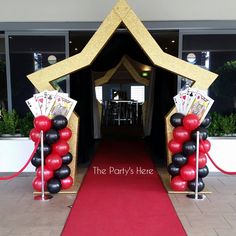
[131,85,145,103]
[182,34,236,114]
[8,35,66,116]
[0,36,7,110]
[95,86,103,103]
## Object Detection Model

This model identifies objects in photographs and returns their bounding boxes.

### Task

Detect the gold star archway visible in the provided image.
[27,0,218,192]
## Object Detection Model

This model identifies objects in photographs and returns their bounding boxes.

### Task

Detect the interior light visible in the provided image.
[165,47,168,50]
[75,48,78,51]
[171,40,175,43]
[186,53,196,63]
[142,65,151,71]
[48,55,57,65]
[69,41,72,44]
[141,72,149,77]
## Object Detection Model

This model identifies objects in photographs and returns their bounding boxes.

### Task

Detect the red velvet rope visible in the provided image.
[0,139,40,180]
[201,140,236,175]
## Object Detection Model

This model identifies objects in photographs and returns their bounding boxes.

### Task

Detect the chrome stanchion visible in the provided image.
[187,131,204,200]
[34,130,52,201]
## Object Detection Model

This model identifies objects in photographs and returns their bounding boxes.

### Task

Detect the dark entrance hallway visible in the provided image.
[69,30,178,165]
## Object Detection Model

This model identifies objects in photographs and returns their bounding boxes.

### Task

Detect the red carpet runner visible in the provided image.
[62,140,186,236]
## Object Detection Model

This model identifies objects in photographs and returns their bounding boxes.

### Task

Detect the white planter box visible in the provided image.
[207,137,236,172]
[0,137,35,172]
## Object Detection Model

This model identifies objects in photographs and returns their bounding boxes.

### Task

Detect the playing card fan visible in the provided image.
[26,90,77,119]
[173,88,214,123]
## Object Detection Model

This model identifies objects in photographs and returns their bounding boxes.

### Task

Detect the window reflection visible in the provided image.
[0,36,7,110]
[9,35,66,116]
[182,34,236,114]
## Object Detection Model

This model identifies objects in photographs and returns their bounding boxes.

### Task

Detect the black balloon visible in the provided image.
[191,127,208,141]
[36,143,51,156]
[45,129,60,144]
[52,115,68,130]
[201,114,212,128]
[198,166,209,178]
[47,178,62,194]
[62,152,73,165]
[54,165,71,179]
[167,163,180,177]
[183,141,196,156]
[188,178,205,192]
[172,153,188,168]
[170,113,184,127]
[31,153,42,167]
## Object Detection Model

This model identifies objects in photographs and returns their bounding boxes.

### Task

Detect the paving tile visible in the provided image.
[214,228,236,236]
[0,227,13,236]
[185,228,218,236]
[183,213,231,229]
[223,213,236,228]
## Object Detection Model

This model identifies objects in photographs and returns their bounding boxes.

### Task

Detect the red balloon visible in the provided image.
[36,166,54,181]
[34,115,52,132]
[52,140,70,156]
[188,152,207,168]
[59,127,72,141]
[183,114,200,131]
[199,139,211,153]
[32,176,46,191]
[45,153,62,170]
[180,165,196,181]
[170,176,188,191]
[61,176,74,190]
[29,128,41,143]
[168,139,182,154]
[173,126,190,143]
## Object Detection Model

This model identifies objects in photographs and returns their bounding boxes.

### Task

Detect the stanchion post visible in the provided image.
[34,130,52,201]
[195,131,200,200]
[187,131,204,200]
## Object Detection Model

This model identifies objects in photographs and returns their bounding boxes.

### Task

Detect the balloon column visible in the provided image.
[168,113,211,192]
[31,115,74,194]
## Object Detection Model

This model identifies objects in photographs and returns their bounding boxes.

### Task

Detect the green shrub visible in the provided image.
[0,109,19,135]
[208,112,236,136]
[18,112,34,137]
[0,109,34,136]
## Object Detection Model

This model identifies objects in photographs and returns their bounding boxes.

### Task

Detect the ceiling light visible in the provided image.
[165,47,168,50]
[75,48,78,51]
[69,41,72,44]
[171,40,175,43]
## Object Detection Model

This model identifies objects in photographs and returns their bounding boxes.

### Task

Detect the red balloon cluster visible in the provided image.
[168,113,211,192]
[31,115,74,193]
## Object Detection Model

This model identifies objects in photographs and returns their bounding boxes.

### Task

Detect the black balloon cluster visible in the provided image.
[167,113,212,192]
[30,115,74,194]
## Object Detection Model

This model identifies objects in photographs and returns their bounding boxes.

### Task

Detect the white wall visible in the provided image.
[0,139,35,172]
[0,0,236,22]
[208,138,236,172]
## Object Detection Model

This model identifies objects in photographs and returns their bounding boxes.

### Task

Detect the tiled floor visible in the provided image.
[169,173,236,236]
[1,170,236,236]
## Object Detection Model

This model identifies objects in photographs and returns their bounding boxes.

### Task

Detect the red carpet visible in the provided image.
[62,140,186,236]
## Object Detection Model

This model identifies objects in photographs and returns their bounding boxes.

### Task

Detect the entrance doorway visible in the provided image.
[69,30,178,165]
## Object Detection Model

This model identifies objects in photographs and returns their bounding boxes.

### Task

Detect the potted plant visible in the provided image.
[0,109,35,172]
[207,112,236,172]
